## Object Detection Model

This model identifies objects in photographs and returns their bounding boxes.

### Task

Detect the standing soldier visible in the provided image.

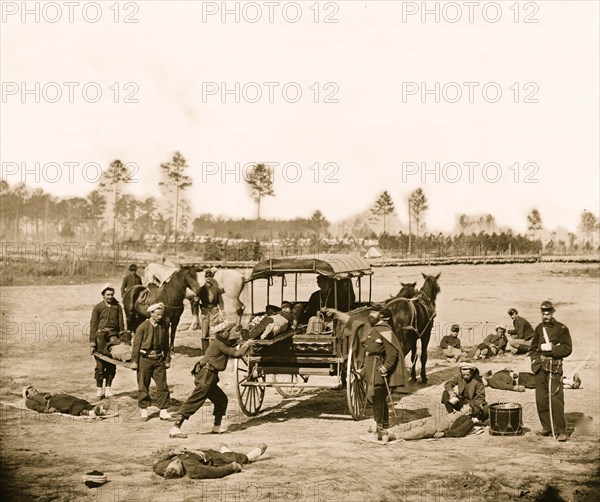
[131,302,173,422]
[121,263,143,300]
[530,301,572,442]
[199,270,224,352]
[89,284,124,398]
[362,307,405,441]
[507,308,535,354]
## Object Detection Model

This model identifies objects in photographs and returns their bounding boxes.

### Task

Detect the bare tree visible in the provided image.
[408,188,428,252]
[100,160,130,257]
[245,163,274,239]
[370,191,396,234]
[580,210,599,248]
[527,209,543,239]
[160,151,192,254]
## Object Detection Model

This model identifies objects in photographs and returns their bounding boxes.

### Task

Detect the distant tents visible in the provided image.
[364,246,383,259]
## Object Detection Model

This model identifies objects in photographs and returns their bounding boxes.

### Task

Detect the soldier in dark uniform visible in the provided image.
[199,270,224,351]
[530,301,572,441]
[121,263,142,300]
[22,385,108,417]
[131,302,173,422]
[441,363,489,421]
[169,330,256,438]
[362,307,405,440]
[89,284,124,398]
[507,308,535,354]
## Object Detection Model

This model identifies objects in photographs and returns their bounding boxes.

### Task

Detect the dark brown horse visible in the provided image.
[385,273,440,384]
[123,266,201,350]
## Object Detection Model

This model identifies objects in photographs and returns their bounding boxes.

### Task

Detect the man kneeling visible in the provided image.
[23,385,108,417]
[153,444,267,480]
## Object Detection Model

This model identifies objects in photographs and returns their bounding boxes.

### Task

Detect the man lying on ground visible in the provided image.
[22,385,109,417]
[383,409,477,441]
[482,369,582,391]
[153,444,268,480]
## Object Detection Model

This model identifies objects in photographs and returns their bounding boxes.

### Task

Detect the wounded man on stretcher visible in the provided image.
[240,302,298,340]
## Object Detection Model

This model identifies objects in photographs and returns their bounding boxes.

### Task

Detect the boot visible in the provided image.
[211,424,227,434]
[104,387,113,398]
[169,416,187,438]
[96,384,104,399]
[140,408,148,422]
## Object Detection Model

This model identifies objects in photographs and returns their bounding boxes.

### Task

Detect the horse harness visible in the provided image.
[402,293,436,339]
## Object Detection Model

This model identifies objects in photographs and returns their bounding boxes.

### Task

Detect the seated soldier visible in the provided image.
[241,302,297,340]
[440,324,468,363]
[106,331,133,362]
[153,444,267,480]
[474,326,508,359]
[303,275,335,323]
[482,369,582,391]
[441,363,489,421]
[22,385,108,417]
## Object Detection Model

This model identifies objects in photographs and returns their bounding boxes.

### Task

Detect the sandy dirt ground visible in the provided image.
[1,263,598,501]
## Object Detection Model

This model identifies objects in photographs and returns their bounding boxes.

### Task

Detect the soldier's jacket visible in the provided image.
[89,300,124,351]
[440,335,462,350]
[121,273,142,298]
[362,321,406,389]
[444,370,487,416]
[482,332,507,351]
[509,316,534,340]
[530,319,572,374]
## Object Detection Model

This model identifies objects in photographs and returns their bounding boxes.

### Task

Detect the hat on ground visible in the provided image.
[496,326,506,333]
[148,302,165,313]
[82,470,107,488]
[540,301,555,313]
[22,385,34,399]
[459,362,477,371]
[451,324,460,332]
[205,270,214,278]
[101,283,115,295]
[128,263,138,271]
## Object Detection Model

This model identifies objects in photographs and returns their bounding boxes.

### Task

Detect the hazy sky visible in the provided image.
[2,1,598,233]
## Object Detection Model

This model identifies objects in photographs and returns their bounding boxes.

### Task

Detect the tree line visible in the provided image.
[1,156,598,258]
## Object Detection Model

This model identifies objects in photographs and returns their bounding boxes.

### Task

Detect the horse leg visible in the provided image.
[410,347,418,383]
[420,333,431,385]
[190,297,200,331]
[235,301,245,331]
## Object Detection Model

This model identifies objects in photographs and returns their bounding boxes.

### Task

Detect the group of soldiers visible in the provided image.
[23,263,267,481]
[22,267,577,485]
[367,300,576,442]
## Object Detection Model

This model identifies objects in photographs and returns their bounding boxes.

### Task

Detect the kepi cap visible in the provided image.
[507,308,518,315]
[205,270,214,278]
[540,301,555,313]
[128,263,138,271]
[451,324,460,332]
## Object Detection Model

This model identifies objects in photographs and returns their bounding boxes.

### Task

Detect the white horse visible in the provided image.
[144,263,247,330]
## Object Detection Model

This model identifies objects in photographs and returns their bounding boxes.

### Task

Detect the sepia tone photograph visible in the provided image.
[1,1,599,501]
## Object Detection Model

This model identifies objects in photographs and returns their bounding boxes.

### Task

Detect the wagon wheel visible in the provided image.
[234,356,265,416]
[346,333,368,420]
[273,374,309,398]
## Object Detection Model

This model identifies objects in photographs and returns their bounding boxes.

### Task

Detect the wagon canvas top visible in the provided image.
[249,255,373,281]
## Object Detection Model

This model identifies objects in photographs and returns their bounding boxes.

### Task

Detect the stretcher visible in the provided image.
[93,352,134,369]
